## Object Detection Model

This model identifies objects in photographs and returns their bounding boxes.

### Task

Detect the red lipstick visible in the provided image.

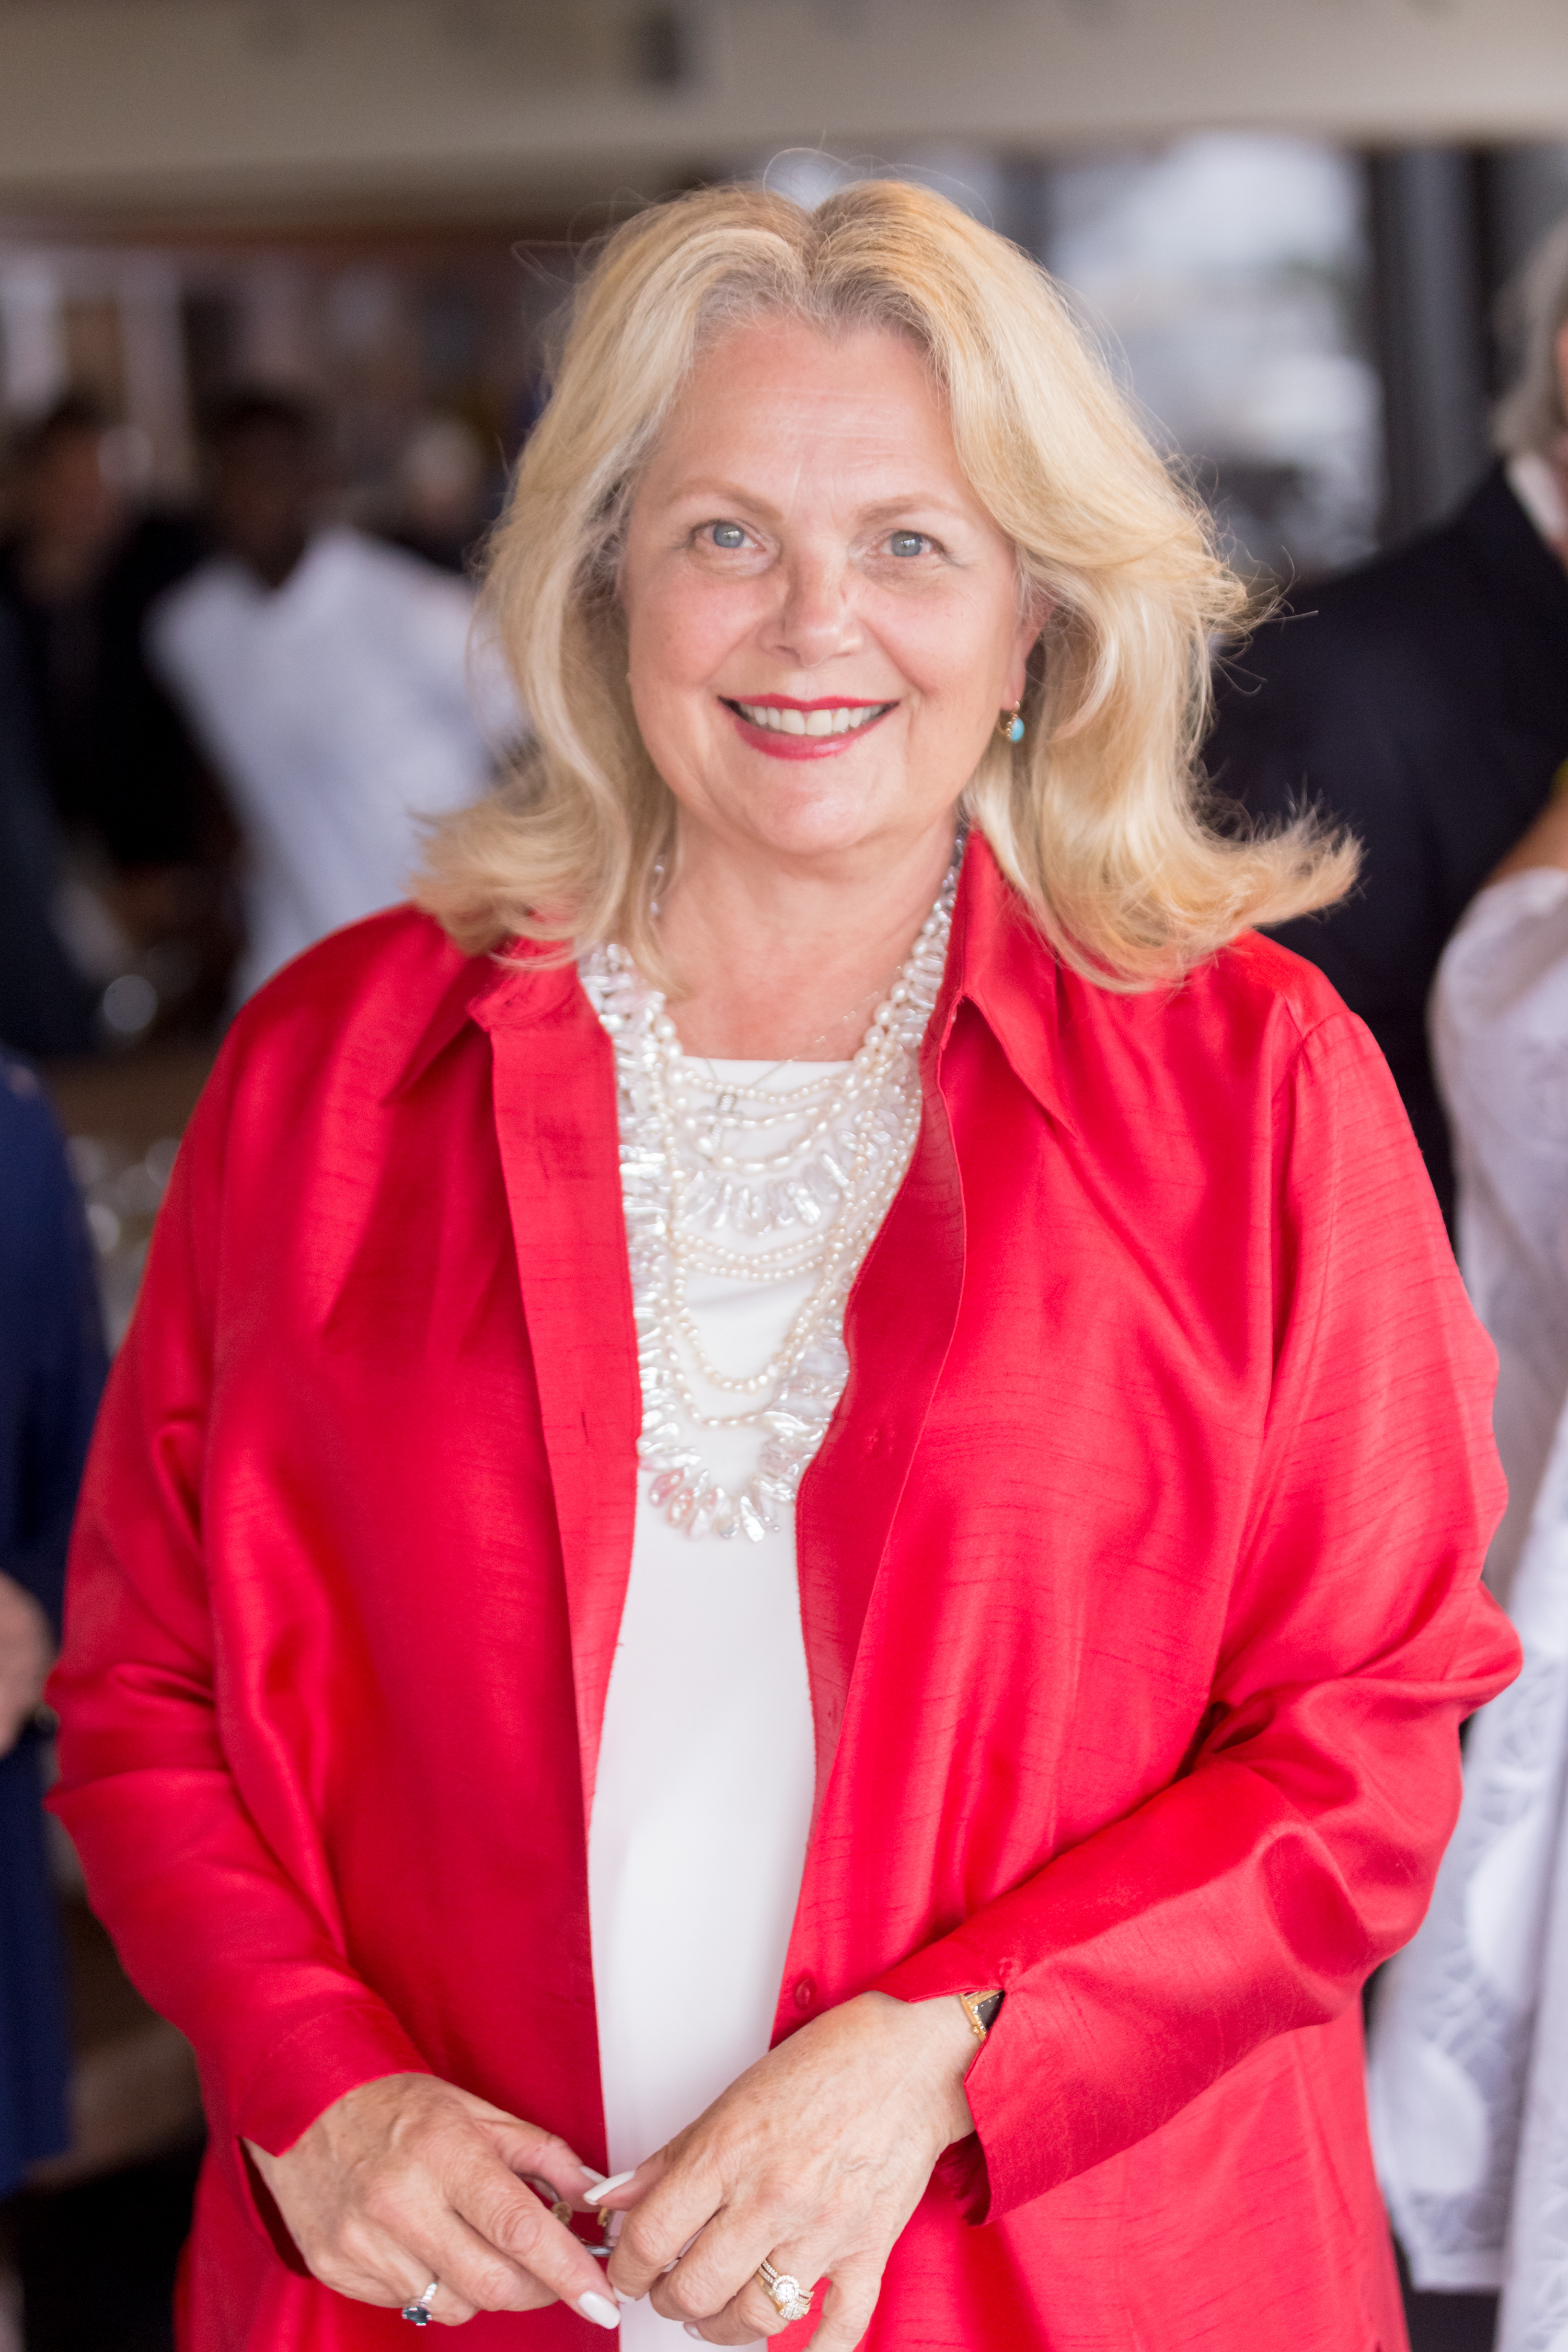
[720,693,895,762]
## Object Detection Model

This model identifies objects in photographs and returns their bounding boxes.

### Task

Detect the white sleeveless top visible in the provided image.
[587,1061,844,2348]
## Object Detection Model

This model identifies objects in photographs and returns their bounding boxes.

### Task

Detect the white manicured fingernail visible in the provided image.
[581,2166,607,2186]
[684,2330,704,2342]
[579,2290,620,2328]
[595,2170,638,2198]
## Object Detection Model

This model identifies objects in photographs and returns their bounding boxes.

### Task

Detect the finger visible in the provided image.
[342,2142,582,2320]
[657,2243,803,2342]
[648,2206,800,2336]
[473,2115,606,2208]
[589,2166,645,2215]
[806,2259,882,2352]
[608,2154,723,2300]
[392,2268,479,2332]
[672,2286,791,2346]
[335,2204,543,2320]
[594,2152,666,2222]
[416,2213,559,2316]
[300,2212,482,2322]
[681,2231,879,2348]
[449,2146,624,2327]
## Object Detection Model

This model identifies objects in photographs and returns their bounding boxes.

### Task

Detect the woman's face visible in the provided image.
[619,315,1042,869]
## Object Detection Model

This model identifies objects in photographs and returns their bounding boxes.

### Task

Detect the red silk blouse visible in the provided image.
[49,835,1518,2351]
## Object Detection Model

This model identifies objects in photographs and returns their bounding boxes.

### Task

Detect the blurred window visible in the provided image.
[1047,133,1381,584]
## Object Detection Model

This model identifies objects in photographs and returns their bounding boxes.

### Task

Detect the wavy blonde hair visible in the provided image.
[418,177,1354,988]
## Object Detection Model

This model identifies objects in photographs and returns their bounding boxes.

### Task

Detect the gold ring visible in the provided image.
[756,2258,811,2324]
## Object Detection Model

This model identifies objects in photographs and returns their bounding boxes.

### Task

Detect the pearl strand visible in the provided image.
[579,847,959,1543]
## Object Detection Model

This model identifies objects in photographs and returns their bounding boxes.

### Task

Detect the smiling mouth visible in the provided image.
[723,698,894,738]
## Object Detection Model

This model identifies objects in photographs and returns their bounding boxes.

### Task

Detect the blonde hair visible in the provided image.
[418,178,1353,989]
[1493,213,1568,460]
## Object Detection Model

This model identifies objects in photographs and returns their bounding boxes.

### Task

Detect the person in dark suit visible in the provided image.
[0,396,212,873]
[0,1051,105,2196]
[1206,218,1568,1230]
[0,605,98,1061]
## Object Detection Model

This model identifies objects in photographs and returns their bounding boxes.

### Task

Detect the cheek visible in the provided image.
[882,589,1016,719]
[627,568,750,693]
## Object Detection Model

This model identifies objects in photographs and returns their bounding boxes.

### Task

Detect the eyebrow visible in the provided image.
[656,479,979,527]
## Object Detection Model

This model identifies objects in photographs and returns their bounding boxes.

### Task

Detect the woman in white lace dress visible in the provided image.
[1369,786,1568,2350]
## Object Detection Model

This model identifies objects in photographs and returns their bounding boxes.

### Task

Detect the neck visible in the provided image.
[17,535,109,605]
[240,529,310,591]
[656,814,960,1060]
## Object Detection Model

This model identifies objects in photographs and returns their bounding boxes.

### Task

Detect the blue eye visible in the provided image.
[709,522,746,549]
[889,531,928,558]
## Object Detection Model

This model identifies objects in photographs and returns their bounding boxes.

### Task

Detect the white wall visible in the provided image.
[0,0,1565,225]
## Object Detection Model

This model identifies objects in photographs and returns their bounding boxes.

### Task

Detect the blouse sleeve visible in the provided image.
[46,1043,433,2160]
[1432,865,1568,1249]
[873,1007,1519,2222]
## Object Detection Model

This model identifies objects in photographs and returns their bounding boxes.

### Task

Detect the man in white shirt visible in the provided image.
[152,391,508,1002]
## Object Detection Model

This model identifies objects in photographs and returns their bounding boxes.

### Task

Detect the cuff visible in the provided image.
[872,1945,1009,2226]
[233,1998,433,2157]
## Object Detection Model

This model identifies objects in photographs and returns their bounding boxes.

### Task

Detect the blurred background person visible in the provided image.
[0,397,209,875]
[1206,215,1568,1230]
[149,388,512,1003]
[0,1051,105,2239]
[0,608,97,1059]
[1367,785,1568,2351]
[384,411,497,576]
[0,400,234,1037]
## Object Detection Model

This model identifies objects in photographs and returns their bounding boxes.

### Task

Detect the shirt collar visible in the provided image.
[933,828,1078,1136]
[1507,451,1568,552]
[388,830,1076,1133]
[386,934,580,1099]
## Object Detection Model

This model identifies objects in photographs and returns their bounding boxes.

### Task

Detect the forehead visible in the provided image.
[213,424,311,475]
[32,425,102,475]
[645,314,964,497]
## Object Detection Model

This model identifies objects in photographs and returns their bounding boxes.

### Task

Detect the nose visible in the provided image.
[766,546,859,672]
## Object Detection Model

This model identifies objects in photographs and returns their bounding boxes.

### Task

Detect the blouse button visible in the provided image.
[793,1974,817,2011]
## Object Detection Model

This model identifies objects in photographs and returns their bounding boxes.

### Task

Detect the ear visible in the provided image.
[1005,585,1052,703]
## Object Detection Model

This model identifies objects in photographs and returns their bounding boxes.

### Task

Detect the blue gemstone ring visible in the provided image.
[401,2281,440,2326]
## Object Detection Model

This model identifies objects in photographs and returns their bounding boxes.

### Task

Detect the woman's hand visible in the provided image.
[603,1992,977,2346]
[245,2073,622,2329]
[0,1572,52,1757]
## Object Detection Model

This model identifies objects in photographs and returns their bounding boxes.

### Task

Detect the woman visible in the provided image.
[1369,783,1568,2348]
[50,181,1516,2352]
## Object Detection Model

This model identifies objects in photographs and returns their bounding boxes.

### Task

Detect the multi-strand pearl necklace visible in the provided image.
[579,850,959,1543]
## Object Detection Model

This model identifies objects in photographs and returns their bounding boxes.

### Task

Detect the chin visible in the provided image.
[734,803,896,867]
[723,764,914,857]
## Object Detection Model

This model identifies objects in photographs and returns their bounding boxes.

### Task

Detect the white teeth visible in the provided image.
[735,702,887,736]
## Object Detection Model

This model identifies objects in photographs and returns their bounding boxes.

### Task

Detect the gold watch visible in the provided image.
[958,1989,1003,2042]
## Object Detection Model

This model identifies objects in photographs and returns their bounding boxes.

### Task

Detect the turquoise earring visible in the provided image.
[998,703,1025,744]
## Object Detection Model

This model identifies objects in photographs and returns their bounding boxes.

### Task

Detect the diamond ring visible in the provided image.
[756,2258,811,2324]
[400,2280,440,2326]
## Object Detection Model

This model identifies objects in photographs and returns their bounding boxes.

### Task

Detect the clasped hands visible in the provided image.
[248,1990,977,2342]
